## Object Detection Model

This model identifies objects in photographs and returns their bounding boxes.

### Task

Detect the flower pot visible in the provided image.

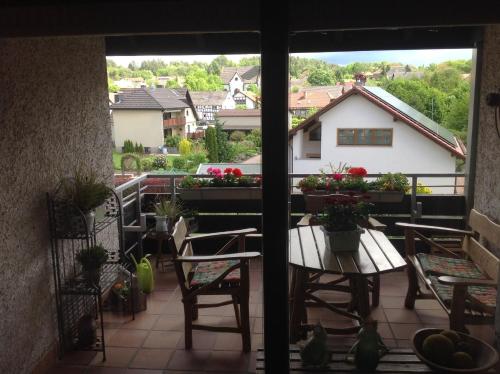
[365,190,404,203]
[177,187,262,200]
[155,216,168,232]
[82,267,101,286]
[84,211,95,233]
[320,225,363,252]
[77,314,96,348]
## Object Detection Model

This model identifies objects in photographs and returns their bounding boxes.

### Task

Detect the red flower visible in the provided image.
[232,168,243,177]
[224,167,233,174]
[333,173,343,181]
[348,167,367,177]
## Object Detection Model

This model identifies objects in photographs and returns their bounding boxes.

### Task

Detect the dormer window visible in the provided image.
[234,76,239,81]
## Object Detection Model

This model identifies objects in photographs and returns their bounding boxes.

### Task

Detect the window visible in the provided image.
[309,126,321,141]
[337,128,392,146]
[163,112,172,120]
[186,109,189,116]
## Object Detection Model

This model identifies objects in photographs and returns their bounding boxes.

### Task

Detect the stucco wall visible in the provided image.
[0,36,112,373]
[112,109,164,150]
[219,115,261,130]
[474,25,500,224]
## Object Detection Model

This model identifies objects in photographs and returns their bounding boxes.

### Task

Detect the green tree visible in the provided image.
[128,61,139,70]
[139,59,168,75]
[205,126,219,162]
[238,56,261,66]
[185,68,223,91]
[307,68,334,86]
[207,55,236,75]
[107,78,119,93]
[230,130,245,142]
[179,138,192,155]
[245,128,261,148]
[215,121,233,162]
[106,59,118,67]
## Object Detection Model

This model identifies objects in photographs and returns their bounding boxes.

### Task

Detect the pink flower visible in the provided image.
[333,173,343,181]
[207,167,213,173]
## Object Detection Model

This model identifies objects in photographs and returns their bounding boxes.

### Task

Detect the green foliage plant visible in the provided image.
[140,157,154,171]
[172,156,187,170]
[230,130,246,142]
[123,139,135,153]
[63,169,112,213]
[215,121,234,162]
[179,138,192,155]
[298,175,320,192]
[120,153,142,174]
[152,154,167,169]
[416,182,432,194]
[154,198,184,219]
[76,244,109,271]
[134,143,144,154]
[374,173,410,192]
[319,195,371,232]
[245,128,261,148]
[205,126,219,162]
[164,135,181,148]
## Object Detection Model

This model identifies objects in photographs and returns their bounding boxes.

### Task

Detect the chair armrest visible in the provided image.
[176,252,261,263]
[396,222,474,236]
[185,228,258,241]
[438,276,498,287]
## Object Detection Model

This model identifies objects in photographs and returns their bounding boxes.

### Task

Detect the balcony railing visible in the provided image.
[114,172,466,257]
[163,117,186,127]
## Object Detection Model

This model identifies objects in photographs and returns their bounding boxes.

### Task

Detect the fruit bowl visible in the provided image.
[412,328,499,373]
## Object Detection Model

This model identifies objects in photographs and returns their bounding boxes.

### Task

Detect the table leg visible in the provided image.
[354,275,370,319]
[156,238,163,269]
[290,267,308,343]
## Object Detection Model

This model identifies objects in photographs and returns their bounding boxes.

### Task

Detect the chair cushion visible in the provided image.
[429,276,496,309]
[190,260,240,287]
[416,253,485,279]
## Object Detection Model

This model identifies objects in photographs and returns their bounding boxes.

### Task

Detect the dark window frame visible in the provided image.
[337,128,393,146]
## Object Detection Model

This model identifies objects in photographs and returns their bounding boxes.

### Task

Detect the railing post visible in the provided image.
[410,176,418,223]
[171,176,176,202]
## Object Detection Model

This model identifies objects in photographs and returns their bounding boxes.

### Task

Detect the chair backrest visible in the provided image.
[463,209,500,282]
[170,216,194,288]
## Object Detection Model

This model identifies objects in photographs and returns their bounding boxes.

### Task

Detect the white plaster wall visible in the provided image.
[223,92,236,109]
[292,94,458,192]
[0,36,112,373]
[245,96,256,109]
[184,107,198,134]
[229,73,244,95]
[113,109,163,149]
[219,116,261,130]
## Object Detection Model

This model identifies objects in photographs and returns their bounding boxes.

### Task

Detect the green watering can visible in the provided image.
[131,254,154,294]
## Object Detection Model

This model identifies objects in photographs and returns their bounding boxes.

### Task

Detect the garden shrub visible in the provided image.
[179,138,192,155]
[172,156,187,170]
[121,153,142,174]
[134,142,144,154]
[152,154,167,169]
[205,126,219,162]
[215,121,234,162]
[164,135,181,148]
[230,130,246,142]
[123,139,135,153]
[186,151,208,167]
[245,128,261,148]
[141,157,154,171]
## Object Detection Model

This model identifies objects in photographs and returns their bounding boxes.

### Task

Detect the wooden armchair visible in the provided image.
[168,217,261,352]
[397,209,500,332]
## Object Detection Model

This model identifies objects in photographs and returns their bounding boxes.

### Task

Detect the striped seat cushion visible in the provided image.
[190,260,240,287]
[416,253,485,279]
[429,276,496,309]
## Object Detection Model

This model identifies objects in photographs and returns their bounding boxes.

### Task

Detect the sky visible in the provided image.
[108,49,473,68]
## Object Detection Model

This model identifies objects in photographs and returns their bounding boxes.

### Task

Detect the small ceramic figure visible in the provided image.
[347,319,388,372]
[299,323,331,368]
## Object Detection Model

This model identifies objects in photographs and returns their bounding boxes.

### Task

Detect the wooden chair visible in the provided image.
[397,209,500,332]
[297,193,386,307]
[168,217,260,351]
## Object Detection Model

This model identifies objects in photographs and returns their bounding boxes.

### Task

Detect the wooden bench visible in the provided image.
[397,209,500,332]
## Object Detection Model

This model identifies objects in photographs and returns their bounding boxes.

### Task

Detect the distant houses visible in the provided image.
[190,91,236,123]
[289,85,465,192]
[220,66,261,95]
[110,87,199,152]
[289,84,352,117]
[216,109,261,133]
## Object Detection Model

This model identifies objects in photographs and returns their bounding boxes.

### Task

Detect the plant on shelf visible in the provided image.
[62,168,112,232]
[154,198,184,232]
[76,244,109,285]
[318,194,371,252]
[372,172,410,192]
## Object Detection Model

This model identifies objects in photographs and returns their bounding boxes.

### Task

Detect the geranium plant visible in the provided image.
[319,195,371,232]
[178,167,261,188]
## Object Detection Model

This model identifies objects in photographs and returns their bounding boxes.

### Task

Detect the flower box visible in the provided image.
[178,187,262,200]
[303,190,404,211]
[365,190,405,203]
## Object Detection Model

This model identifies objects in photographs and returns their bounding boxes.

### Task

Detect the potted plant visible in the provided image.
[177,167,261,200]
[76,244,109,285]
[62,169,112,233]
[318,194,371,252]
[154,198,184,232]
[369,173,409,202]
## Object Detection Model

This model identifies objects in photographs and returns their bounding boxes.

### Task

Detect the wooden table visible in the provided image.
[256,346,494,373]
[146,230,173,270]
[289,226,406,342]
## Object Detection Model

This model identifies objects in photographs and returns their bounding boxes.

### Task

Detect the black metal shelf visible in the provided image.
[47,187,128,362]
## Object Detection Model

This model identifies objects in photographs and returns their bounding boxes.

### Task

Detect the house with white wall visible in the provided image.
[110,87,199,152]
[220,66,261,95]
[216,109,261,133]
[190,91,236,123]
[289,86,466,193]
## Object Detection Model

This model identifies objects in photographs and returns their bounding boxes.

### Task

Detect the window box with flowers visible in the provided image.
[318,194,371,252]
[177,167,262,200]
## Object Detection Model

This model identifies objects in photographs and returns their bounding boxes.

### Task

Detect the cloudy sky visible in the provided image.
[108,49,473,67]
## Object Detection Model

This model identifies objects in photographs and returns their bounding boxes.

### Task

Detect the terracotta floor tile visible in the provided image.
[86,367,126,373]
[376,322,394,339]
[213,332,244,351]
[380,296,406,308]
[166,350,211,371]
[121,314,159,330]
[416,308,449,325]
[177,331,217,350]
[252,333,263,351]
[91,347,137,367]
[396,339,413,348]
[149,291,173,302]
[152,315,184,331]
[369,306,387,322]
[247,351,257,373]
[58,350,97,366]
[253,318,263,333]
[195,315,223,326]
[144,300,168,315]
[389,323,423,340]
[50,365,88,373]
[143,331,182,349]
[162,302,185,315]
[384,308,421,324]
[414,299,444,310]
[205,350,250,372]
[128,348,173,370]
[125,369,163,374]
[107,329,148,348]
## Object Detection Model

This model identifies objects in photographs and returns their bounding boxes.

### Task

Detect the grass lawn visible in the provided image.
[113,151,179,171]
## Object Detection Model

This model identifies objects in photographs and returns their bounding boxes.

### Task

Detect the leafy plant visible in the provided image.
[63,169,112,213]
[298,175,321,191]
[134,143,144,154]
[374,173,410,192]
[319,195,371,232]
[179,138,192,155]
[154,198,184,219]
[120,153,142,174]
[230,130,246,142]
[123,140,135,153]
[416,182,432,194]
[172,156,187,170]
[164,135,181,148]
[205,126,219,162]
[140,157,154,171]
[76,245,109,269]
[152,154,167,169]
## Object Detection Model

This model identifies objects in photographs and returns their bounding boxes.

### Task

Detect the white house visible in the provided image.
[110,87,199,152]
[190,91,236,123]
[289,86,466,193]
[220,66,261,95]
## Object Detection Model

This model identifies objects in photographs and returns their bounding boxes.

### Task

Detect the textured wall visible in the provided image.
[0,37,112,373]
[474,25,500,224]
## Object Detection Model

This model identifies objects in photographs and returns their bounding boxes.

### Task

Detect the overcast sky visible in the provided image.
[108,49,473,68]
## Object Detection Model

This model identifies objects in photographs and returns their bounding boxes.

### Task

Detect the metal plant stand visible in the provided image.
[47,184,133,361]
